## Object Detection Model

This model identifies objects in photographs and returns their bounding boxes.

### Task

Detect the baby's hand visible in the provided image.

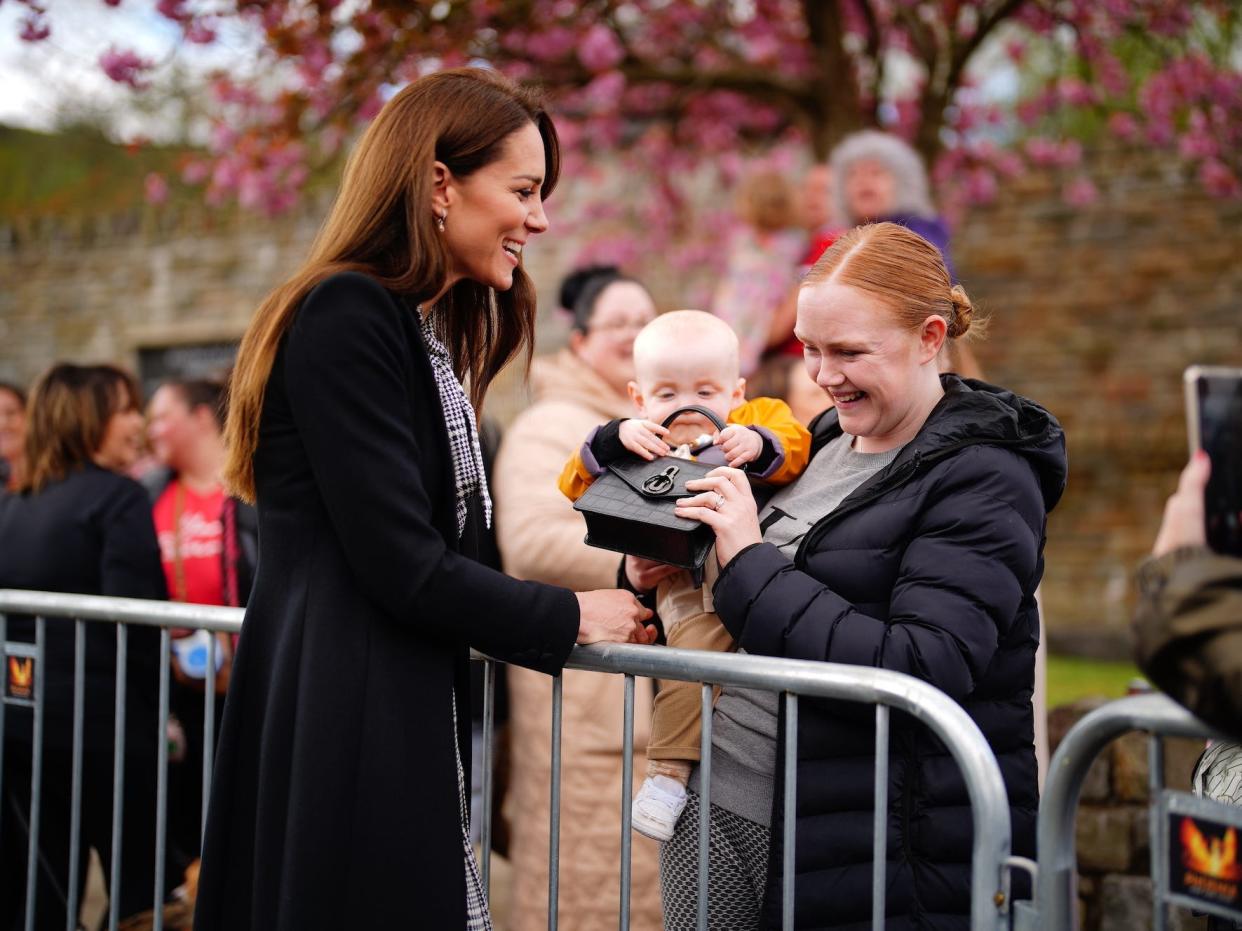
[715,425,763,467]
[619,419,671,461]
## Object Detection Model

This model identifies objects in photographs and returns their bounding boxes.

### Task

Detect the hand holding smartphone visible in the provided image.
[1184,366,1242,556]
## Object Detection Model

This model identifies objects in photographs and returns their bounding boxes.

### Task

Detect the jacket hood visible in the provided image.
[528,348,634,420]
[812,374,1067,512]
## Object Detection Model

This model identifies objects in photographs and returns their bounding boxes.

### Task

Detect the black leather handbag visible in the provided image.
[573,405,731,571]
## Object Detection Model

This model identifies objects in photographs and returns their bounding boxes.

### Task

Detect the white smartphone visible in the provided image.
[1183,365,1242,555]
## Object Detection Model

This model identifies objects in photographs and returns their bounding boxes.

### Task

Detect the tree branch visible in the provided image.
[857,0,885,122]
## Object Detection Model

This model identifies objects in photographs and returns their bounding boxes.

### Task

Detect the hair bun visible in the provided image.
[947,284,973,339]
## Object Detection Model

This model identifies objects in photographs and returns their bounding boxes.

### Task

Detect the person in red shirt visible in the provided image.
[758,162,842,422]
[143,377,257,882]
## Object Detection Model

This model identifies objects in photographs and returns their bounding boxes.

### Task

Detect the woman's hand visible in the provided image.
[674,466,763,566]
[625,555,681,592]
[1152,450,1210,557]
[575,590,658,645]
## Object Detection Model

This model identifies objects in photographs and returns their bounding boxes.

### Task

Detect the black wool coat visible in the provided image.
[194,272,580,931]
[713,376,1067,930]
[0,465,166,751]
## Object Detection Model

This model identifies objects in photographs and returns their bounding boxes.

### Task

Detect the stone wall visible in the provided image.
[1,148,1240,644]
[1048,698,1212,930]
[953,152,1242,652]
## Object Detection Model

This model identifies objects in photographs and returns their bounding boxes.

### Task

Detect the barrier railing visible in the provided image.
[1,589,1018,931]
[1013,692,1237,931]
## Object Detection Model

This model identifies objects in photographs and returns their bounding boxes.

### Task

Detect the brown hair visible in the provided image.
[24,363,142,492]
[802,222,980,340]
[160,377,228,431]
[736,169,796,233]
[223,67,561,501]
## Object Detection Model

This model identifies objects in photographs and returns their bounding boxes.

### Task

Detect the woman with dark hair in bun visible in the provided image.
[493,266,665,930]
[661,222,1067,930]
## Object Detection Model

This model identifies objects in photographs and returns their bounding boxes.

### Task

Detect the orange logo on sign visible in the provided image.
[1182,818,1242,882]
[7,657,33,698]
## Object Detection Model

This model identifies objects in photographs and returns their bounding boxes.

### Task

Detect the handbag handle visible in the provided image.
[658,405,749,473]
[660,405,727,432]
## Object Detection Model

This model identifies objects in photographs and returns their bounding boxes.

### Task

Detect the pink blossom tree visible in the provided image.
[12,0,1242,234]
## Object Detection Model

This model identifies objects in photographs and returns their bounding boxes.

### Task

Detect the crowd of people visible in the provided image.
[0,365,250,928]
[0,66,1234,931]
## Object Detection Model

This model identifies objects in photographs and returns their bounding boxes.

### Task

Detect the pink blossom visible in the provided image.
[577,23,625,72]
[1178,130,1218,160]
[1199,160,1241,198]
[210,157,241,193]
[181,161,210,185]
[1024,137,1060,167]
[1062,176,1099,208]
[19,15,51,42]
[1107,112,1139,141]
[358,91,384,122]
[209,123,238,154]
[156,0,188,22]
[1058,77,1096,107]
[520,26,577,61]
[185,20,217,44]
[99,48,153,89]
[964,167,998,204]
[582,70,626,111]
[144,173,169,205]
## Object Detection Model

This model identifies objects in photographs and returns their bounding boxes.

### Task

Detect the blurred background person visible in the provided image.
[709,168,806,378]
[0,362,172,929]
[759,161,843,419]
[831,129,981,382]
[494,265,664,930]
[143,376,257,885]
[1135,450,1242,739]
[0,380,27,493]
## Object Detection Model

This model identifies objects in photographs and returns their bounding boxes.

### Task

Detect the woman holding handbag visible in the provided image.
[662,222,1066,929]
[194,68,655,931]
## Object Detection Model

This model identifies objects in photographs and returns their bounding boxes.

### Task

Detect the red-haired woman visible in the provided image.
[663,223,1067,929]
[195,68,655,931]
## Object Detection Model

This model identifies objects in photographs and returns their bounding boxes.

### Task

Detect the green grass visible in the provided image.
[1046,653,1145,708]
[0,123,188,218]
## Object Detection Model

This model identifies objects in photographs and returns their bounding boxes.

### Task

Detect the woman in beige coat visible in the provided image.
[494,267,663,930]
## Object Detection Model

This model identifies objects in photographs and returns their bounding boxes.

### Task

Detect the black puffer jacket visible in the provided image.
[713,375,1067,930]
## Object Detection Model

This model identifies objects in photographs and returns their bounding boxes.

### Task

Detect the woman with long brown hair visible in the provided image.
[0,363,170,929]
[194,68,655,931]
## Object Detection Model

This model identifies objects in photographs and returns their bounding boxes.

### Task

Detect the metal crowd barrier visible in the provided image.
[1013,692,1236,930]
[0,589,242,931]
[1,590,1018,931]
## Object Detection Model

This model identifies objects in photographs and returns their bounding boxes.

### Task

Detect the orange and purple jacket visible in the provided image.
[557,396,812,502]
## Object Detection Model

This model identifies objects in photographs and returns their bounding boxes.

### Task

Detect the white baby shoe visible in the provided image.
[631,775,688,842]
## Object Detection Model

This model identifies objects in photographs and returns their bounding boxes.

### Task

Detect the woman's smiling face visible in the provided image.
[438,121,550,293]
[796,281,944,452]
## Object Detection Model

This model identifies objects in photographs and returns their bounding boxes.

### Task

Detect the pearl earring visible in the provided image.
[436,212,446,232]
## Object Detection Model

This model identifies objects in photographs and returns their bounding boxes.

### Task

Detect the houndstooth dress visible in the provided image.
[422,309,493,931]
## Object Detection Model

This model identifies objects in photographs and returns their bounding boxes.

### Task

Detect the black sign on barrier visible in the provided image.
[2,641,37,707]
[1159,790,1242,923]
